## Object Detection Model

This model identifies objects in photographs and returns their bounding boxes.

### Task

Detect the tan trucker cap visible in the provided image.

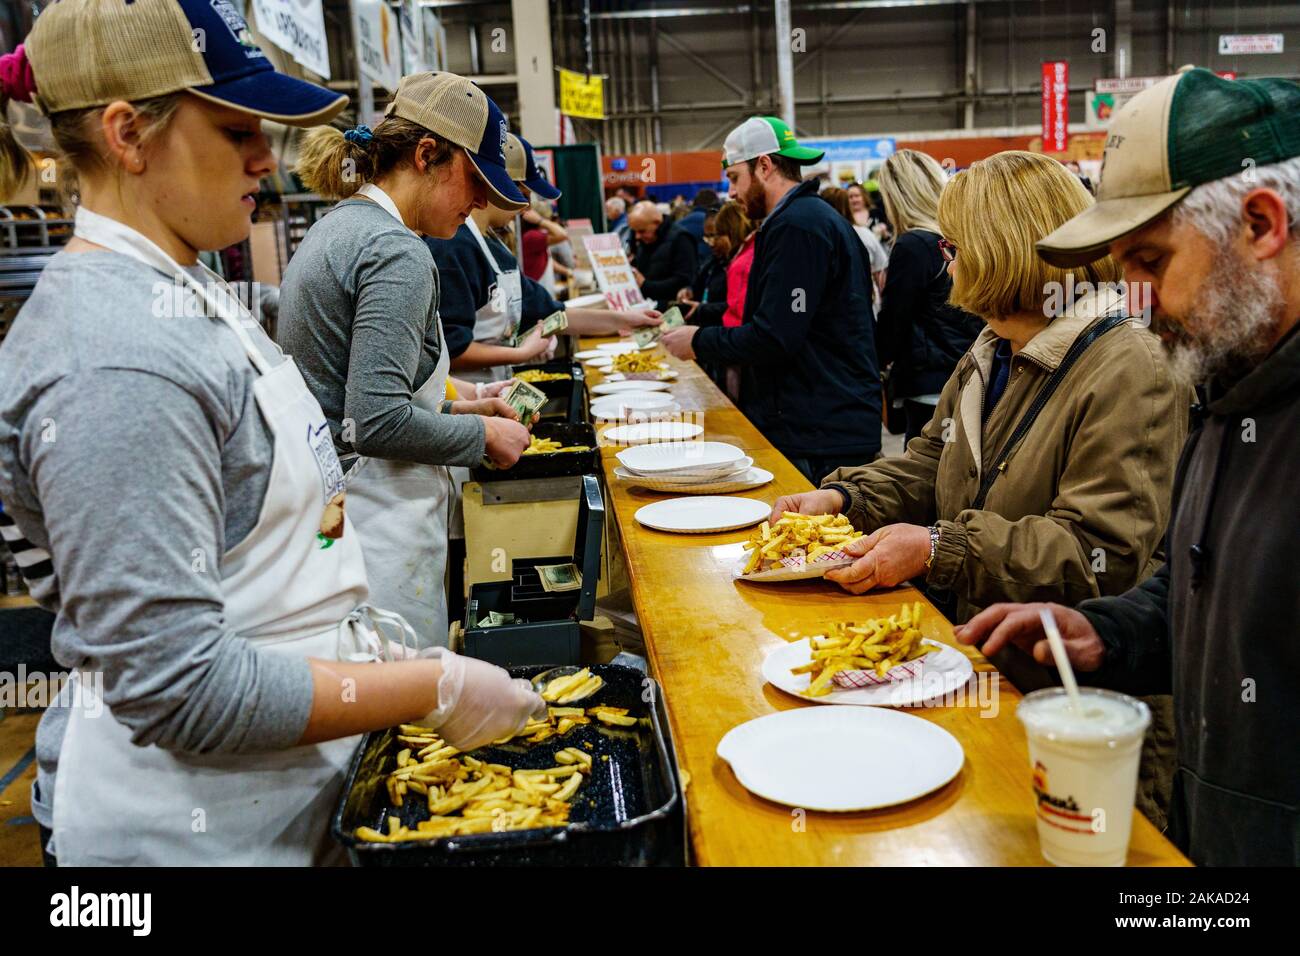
[385,72,526,211]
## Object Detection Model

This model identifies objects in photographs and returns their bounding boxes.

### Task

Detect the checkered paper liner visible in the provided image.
[832,658,926,689]
[777,546,850,569]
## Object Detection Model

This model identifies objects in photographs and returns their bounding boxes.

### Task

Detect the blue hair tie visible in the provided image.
[344,125,373,145]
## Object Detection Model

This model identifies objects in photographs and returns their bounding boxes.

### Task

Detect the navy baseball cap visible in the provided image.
[25,0,347,126]
[385,72,526,210]
[516,136,562,200]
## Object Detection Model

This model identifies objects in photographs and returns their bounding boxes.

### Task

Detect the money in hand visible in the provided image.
[503,379,548,422]
[659,305,685,331]
[633,326,660,348]
[536,562,583,593]
[539,310,568,337]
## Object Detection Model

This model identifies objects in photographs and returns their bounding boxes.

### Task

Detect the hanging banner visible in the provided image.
[250,0,331,78]
[1041,60,1070,153]
[583,233,647,311]
[1218,34,1284,55]
[398,0,426,75]
[352,0,401,91]
[559,68,606,120]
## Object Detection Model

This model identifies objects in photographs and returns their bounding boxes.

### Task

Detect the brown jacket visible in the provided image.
[825,288,1190,623]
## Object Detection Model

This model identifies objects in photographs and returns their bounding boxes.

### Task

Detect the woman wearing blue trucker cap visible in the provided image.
[278,72,536,651]
[0,2,540,865]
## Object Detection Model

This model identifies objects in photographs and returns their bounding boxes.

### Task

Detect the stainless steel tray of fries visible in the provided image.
[330,664,686,866]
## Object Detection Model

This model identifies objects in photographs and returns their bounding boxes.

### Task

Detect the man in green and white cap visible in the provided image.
[662,116,883,481]
[957,68,1300,866]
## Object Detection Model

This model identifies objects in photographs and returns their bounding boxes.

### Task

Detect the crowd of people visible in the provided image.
[0,0,1292,871]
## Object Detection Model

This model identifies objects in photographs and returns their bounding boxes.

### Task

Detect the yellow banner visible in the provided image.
[559,68,605,120]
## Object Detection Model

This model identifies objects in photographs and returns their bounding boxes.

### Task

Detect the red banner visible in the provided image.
[1041,61,1069,153]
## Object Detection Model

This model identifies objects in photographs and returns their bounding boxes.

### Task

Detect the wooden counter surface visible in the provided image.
[580,337,1189,867]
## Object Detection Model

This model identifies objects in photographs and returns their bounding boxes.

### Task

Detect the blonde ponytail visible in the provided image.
[295,125,373,200]
[0,93,34,200]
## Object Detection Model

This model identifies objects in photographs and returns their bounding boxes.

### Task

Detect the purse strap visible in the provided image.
[970,310,1130,511]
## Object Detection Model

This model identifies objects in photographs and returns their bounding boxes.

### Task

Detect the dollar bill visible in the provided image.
[478,610,517,628]
[539,310,568,337]
[632,327,660,348]
[503,379,548,422]
[536,562,583,593]
[659,305,685,331]
[633,305,685,348]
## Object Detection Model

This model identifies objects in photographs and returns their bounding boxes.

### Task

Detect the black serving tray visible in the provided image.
[331,664,685,866]
[509,360,585,423]
[471,421,597,483]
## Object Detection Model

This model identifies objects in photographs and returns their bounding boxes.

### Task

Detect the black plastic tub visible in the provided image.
[509,360,584,423]
[471,421,598,482]
[331,664,685,866]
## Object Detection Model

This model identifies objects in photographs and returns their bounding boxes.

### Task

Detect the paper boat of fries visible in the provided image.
[733,549,856,582]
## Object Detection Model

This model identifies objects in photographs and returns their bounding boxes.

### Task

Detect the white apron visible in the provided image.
[52,208,414,867]
[463,216,523,386]
[343,184,454,647]
[446,218,526,540]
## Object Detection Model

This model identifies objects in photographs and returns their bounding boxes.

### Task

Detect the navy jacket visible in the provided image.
[425,226,562,358]
[631,219,698,304]
[694,179,881,458]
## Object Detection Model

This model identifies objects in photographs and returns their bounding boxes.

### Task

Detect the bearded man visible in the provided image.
[955,68,1300,866]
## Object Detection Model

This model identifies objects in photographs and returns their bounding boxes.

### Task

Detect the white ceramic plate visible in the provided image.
[762,638,975,709]
[733,553,856,582]
[617,441,744,474]
[573,349,607,360]
[602,421,704,444]
[590,380,672,396]
[565,292,608,309]
[584,356,615,369]
[614,465,773,494]
[590,392,677,412]
[716,705,965,811]
[633,495,770,533]
[604,370,679,382]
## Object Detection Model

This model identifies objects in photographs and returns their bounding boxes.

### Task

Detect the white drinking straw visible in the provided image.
[1038,608,1083,713]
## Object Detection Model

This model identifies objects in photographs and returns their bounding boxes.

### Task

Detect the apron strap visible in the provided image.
[337,604,421,663]
[466,217,505,277]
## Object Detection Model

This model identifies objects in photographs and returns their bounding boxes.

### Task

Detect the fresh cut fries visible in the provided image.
[741,512,865,575]
[794,603,938,697]
[354,733,593,843]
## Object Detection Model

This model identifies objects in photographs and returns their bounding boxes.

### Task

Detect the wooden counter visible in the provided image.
[580,337,1189,867]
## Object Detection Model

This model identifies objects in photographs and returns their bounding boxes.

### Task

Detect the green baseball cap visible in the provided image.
[722,116,825,168]
[1038,67,1300,267]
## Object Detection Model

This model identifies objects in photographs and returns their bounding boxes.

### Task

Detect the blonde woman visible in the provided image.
[773,151,1189,626]
[0,4,539,866]
[277,73,537,649]
[875,149,983,441]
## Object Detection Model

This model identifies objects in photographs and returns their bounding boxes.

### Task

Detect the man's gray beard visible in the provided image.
[1165,251,1285,387]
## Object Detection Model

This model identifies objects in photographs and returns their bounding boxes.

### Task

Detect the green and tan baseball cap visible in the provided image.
[385,72,526,211]
[722,116,824,168]
[1037,67,1300,266]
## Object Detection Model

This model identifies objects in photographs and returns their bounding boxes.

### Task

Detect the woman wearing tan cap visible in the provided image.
[0,1,540,866]
[278,72,538,651]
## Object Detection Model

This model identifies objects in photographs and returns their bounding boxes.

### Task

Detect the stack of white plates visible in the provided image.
[616,441,747,480]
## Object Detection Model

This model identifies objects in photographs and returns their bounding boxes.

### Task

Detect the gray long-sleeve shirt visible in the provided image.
[277,199,484,466]
[0,252,318,829]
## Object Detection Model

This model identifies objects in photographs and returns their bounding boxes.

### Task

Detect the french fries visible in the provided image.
[794,603,938,697]
[513,369,570,383]
[741,512,865,575]
[609,351,668,374]
[354,733,594,843]
[540,667,605,704]
[522,435,591,455]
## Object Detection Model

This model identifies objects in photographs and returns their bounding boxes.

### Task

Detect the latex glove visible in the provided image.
[419,648,543,750]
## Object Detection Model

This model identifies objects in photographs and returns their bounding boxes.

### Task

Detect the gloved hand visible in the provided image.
[419,648,543,751]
